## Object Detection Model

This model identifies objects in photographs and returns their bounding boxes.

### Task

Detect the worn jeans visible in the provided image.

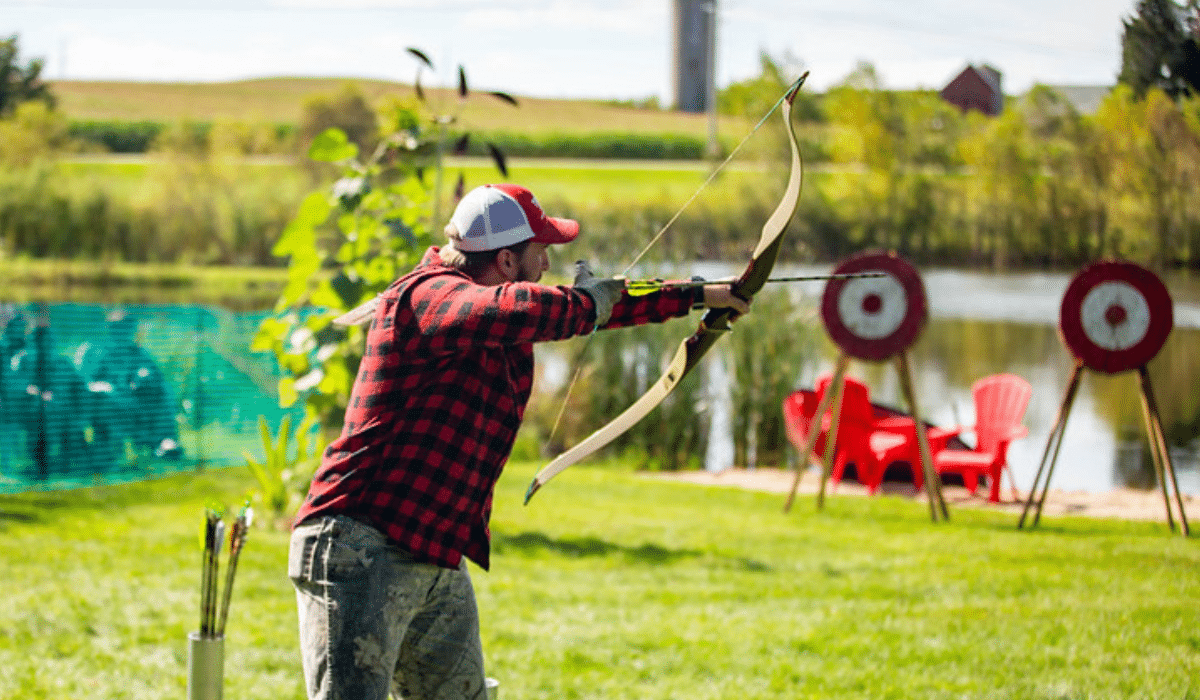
[289,516,488,700]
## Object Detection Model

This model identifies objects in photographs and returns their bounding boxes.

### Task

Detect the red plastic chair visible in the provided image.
[934,373,1031,502]
[782,389,829,468]
[785,375,958,494]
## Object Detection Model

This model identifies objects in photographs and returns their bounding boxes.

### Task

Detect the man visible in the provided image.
[288,183,750,700]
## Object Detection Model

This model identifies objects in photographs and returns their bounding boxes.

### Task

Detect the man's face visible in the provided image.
[514,242,550,283]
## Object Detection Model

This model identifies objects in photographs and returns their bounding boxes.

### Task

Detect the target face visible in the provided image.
[821,251,927,361]
[1059,260,1172,374]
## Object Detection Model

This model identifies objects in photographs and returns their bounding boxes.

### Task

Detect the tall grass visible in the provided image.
[0,159,308,266]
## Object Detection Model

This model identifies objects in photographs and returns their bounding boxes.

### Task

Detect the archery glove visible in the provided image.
[573,260,624,327]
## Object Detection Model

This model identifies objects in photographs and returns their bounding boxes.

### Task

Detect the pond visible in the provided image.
[700,263,1200,496]
[9,263,1196,497]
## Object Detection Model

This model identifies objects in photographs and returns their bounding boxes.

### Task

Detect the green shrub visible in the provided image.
[68,120,164,153]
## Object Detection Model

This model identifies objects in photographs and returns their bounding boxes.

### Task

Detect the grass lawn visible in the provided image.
[1,461,1197,699]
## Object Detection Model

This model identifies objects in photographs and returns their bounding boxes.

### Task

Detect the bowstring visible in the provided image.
[547,78,802,451]
[620,78,800,277]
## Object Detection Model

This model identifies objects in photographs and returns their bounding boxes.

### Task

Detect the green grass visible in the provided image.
[1,461,1198,699]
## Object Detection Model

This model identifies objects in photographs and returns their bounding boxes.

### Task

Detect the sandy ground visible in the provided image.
[646,467,1196,525]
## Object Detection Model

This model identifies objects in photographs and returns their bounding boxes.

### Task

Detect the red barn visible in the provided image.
[940,64,1004,116]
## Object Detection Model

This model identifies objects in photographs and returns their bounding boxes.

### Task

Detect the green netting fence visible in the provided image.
[0,302,303,494]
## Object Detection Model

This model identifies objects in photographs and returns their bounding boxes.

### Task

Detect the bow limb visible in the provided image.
[525,73,807,504]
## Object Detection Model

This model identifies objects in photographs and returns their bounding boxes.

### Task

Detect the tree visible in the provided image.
[1119,0,1200,99]
[298,83,379,157]
[0,34,55,117]
[718,51,822,122]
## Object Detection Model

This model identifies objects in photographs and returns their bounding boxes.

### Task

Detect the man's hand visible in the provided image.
[573,261,624,326]
[702,284,752,318]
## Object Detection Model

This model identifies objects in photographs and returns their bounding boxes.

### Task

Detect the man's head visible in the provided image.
[441,184,579,283]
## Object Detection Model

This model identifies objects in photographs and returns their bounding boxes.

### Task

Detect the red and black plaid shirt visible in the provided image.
[295,247,697,569]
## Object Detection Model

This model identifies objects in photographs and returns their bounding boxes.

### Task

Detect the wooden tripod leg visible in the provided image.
[784,355,850,513]
[1004,464,1021,502]
[897,352,948,523]
[816,357,851,511]
[1019,361,1084,529]
[1138,365,1190,536]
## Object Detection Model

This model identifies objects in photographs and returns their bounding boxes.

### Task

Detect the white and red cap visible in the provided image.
[449,184,579,252]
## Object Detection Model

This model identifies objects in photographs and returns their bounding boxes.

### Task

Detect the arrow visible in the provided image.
[624,272,887,297]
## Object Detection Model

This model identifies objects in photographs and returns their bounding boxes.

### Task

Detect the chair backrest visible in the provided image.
[972,373,1032,453]
[814,374,876,448]
[782,391,816,443]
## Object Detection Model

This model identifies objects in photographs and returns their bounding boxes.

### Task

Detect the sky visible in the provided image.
[3,0,1136,101]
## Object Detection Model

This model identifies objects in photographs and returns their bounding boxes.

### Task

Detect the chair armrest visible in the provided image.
[873,416,916,432]
[1000,425,1028,441]
[927,426,962,441]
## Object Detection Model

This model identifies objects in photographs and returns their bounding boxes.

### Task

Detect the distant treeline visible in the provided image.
[5,82,1200,272]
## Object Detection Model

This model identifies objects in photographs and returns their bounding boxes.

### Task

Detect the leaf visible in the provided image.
[274,415,294,469]
[487,143,509,178]
[384,218,418,247]
[308,128,358,163]
[454,133,470,155]
[458,66,468,98]
[329,271,366,309]
[273,193,330,258]
[490,91,519,107]
[406,47,433,70]
[278,377,299,408]
[257,416,274,461]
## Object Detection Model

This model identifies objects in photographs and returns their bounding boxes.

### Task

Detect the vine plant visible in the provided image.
[252,48,517,438]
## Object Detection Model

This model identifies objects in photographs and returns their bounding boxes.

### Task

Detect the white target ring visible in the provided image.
[822,251,928,362]
[1059,260,1173,374]
[836,275,907,340]
[1080,281,1151,351]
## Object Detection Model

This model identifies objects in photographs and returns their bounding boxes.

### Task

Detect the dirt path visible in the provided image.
[647,467,1196,524]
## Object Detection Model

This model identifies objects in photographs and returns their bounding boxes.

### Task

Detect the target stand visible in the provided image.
[783,251,950,523]
[1018,260,1188,535]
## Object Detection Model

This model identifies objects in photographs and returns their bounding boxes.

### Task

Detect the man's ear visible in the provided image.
[494,248,517,281]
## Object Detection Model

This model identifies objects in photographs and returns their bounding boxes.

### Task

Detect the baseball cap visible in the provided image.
[449,184,579,252]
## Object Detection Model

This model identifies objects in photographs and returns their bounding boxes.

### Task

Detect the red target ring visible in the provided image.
[1059,260,1173,374]
[821,251,928,362]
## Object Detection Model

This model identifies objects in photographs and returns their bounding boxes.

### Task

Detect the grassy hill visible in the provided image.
[50,77,747,137]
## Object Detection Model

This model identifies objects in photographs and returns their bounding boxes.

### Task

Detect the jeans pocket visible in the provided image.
[287,524,319,581]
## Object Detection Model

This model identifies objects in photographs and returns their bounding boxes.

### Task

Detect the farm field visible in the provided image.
[50,77,750,137]
[1,460,1196,699]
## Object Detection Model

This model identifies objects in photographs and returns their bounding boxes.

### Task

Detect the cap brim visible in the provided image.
[531,216,579,245]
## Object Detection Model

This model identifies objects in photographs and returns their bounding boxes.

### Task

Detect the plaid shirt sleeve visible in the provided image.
[406,276,599,346]
[407,274,696,340]
[599,282,698,329]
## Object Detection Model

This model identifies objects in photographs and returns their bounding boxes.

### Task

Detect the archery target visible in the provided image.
[836,275,907,340]
[1059,260,1172,374]
[822,251,927,362]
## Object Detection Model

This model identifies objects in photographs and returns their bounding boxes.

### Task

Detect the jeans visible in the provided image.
[289,516,488,700]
